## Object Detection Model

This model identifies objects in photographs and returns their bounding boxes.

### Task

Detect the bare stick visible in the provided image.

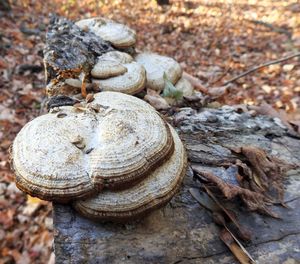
[223,52,300,86]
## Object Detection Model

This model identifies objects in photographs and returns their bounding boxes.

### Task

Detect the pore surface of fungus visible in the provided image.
[12,92,174,202]
[74,126,187,221]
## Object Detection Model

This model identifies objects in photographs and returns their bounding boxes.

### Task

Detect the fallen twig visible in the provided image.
[247,19,292,38]
[223,52,300,86]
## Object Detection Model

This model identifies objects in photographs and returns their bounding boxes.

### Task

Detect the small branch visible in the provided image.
[247,19,292,38]
[209,66,231,85]
[223,52,300,86]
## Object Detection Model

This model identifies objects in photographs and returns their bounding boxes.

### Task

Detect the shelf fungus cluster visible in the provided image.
[44,16,196,106]
[11,92,187,221]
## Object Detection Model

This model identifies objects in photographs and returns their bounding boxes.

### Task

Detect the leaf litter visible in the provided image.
[1,0,300,263]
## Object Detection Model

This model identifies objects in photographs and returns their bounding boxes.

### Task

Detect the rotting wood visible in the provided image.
[53,106,300,264]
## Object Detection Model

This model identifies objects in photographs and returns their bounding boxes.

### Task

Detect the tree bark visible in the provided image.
[53,106,300,264]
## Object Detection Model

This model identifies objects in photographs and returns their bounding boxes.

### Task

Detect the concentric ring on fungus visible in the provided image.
[135,52,182,91]
[92,62,146,95]
[11,92,174,202]
[76,17,136,49]
[73,126,187,221]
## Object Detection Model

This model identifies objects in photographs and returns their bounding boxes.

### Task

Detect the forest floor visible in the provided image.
[0,0,300,263]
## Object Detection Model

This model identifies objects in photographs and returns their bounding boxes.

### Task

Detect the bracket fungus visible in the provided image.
[12,15,191,221]
[135,52,183,91]
[76,17,136,49]
[43,16,193,104]
[12,92,186,220]
[74,126,187,221]
[91,51,146,95]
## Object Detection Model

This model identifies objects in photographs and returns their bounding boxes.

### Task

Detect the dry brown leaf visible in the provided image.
[182,72,208,93]
[193,167,280,218]
[144,89,170,110]
[85,93,94,103]
[234,146,295,203]
[208,85,229,98]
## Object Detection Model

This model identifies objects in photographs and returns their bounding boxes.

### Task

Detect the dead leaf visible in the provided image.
[208,85,229,98]
[193,166,280,218]
[86,93,94,103]
[235,146,295,203]
[22,195,45,216]
[0,209,14,229]
[182,72,208,93]
[144,89,170,110]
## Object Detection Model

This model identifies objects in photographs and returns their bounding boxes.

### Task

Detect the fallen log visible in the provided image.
[53,106,300,264]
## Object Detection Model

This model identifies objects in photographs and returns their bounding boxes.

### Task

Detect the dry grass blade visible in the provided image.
[190,188,256,262]
[203,185,252,241]
[220,229,256,264]
[189,188,219,212]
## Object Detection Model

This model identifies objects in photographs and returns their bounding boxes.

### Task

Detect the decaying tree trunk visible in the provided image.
[53,106,300,264]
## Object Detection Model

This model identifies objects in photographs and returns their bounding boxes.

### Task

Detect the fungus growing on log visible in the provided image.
[76,17,136,49]
[91,51,146,94]
[135,52,183,91]
[91,51,131,79]
[43,15,114,97]
[43,16,194,104]
[92,62,146,94]
[74,126,187,221]
[11,92,186,220]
